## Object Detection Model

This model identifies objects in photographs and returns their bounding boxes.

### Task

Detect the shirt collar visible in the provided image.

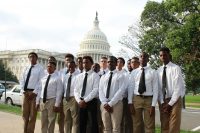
[84,69,93,75]
[162,61,172,68]
[108,69,117,74]
[139,66,149,70]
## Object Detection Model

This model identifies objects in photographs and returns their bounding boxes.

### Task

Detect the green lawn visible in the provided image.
[185,95,200,103]
[0,103,21,115]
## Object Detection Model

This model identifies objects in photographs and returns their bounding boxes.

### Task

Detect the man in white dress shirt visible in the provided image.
[99,56,126,133]
[36,58,63,133]
[63,61,79,133]
[20,52,44,133]
[117,57,133,133]
[99,56,109,76]
[157,47,185,133]
[59,53,75,133]
[128,52,158,133]
[74,56,100,133]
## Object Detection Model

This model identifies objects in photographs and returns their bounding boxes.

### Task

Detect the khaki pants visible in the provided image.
[101,101,123,133]
[159,97,182,133]
[63,97,79,133]
[40,98,57,133]
[22,91,37,133]
[133,96,155,133]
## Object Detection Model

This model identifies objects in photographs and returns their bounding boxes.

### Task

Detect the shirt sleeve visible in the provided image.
[168,66,182,106]
[151,70,158,106]
[74,76,81,103]
[20,67,27,92]
[55,78,63,107]
[128,74,134,104]
[36,80,42,105]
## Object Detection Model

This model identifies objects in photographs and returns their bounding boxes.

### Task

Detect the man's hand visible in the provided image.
[79,100,87,108]
[53,106,60,112]
[149,106,155,117]
[129,104,135,115]
[163,104,172,114]
[104,104,113,113]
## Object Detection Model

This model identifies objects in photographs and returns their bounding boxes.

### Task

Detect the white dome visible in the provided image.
[77,12,112,63]
[84,29,107,42]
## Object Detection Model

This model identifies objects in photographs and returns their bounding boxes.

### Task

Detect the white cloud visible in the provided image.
[0,0,162,56]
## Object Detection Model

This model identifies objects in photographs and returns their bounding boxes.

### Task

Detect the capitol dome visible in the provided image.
[77,12,112,63]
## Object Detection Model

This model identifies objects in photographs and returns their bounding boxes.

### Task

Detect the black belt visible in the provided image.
[136,95,153,98]
[25,89,34,91]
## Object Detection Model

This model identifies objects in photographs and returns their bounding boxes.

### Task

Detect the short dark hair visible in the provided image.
[65,53,74,60]
[47,56,57,66]
[109,56,117,63]
[160,47,170,54]
[101,56,108,60]
[117,57,125,65]
[83,56,94,64]
[131,56,139,63]
[77,57,83,61]
[140,52,149,58]
[127,59,131,62]
[28,52,38,59]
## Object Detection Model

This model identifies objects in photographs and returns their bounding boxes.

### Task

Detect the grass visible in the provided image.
[0,103,21,115]
[185,95,200,108]
[155,127,200,133]
[185,95,200,103]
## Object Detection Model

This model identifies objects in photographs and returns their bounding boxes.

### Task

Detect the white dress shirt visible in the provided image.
[99,69,126,107]
[117,69,129,98]
[20,63,45,94]
[99,68,109,76]
[59,67,68,82]
[157,62,185,106]
[36,72,63,107]
[74,69,100,103]
[128,66,158,106]
[63,70,80,97]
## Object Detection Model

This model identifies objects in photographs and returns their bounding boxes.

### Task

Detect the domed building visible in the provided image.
[77,12,112,63]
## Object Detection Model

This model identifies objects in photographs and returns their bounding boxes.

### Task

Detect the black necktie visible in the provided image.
[43,75,51,103]
[65,74,72,101]
[103,71,105,75]
[106,72,113,98]
[138,68,146,94]
[24,66,34,91]
[81,73,88,98]
[162,66,167,98]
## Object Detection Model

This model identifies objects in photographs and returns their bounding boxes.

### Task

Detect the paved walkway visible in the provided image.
[0,111,59,133]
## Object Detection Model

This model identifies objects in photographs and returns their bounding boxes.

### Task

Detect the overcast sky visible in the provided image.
[0,0,161,56]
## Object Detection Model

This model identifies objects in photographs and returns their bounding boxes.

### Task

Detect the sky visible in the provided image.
[0,0,162,56]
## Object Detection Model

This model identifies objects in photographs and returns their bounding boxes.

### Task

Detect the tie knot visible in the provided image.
[164,66,167,69]
[85,73,88,76]
[141,67,145,71]
[110,72,113,75]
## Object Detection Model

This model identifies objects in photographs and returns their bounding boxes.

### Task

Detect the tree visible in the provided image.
[139,0,200,94]
[0,61,18,83]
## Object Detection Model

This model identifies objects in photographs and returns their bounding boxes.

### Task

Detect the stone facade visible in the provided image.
[0,49,65,80]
